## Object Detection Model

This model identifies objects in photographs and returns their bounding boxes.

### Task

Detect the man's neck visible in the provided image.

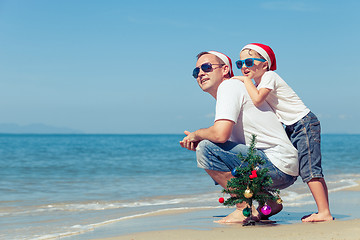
[210,77,230,99]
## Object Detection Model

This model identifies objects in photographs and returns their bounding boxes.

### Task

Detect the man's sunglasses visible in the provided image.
[236,58,266,69]
[193,63,224,78]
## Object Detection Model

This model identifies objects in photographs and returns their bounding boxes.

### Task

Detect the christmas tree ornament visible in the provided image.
[231,168,239,177]
[276,197,283,204]
[244,187,253,198]
[242,207,251,217]
[260,205,272,215]
[218,197,225,203]
[249,170,258,179]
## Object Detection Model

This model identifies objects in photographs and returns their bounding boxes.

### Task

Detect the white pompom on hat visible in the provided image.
[241,43,277,71]
[207,51,234,77]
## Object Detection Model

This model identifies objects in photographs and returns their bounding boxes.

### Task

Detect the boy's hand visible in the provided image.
[232,76,251,83]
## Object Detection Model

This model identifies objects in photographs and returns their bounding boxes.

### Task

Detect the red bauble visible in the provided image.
[218,197,225,203]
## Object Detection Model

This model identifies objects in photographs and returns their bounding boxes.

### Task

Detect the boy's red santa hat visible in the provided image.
[207,51,234,77]
[241,43,277,71]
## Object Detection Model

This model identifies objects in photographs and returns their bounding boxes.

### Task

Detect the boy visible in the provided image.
[233,43,333,222]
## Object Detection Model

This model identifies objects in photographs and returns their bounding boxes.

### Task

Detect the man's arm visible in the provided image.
[179,119,234,151]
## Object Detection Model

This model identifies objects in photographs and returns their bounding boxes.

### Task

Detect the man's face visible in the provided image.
[195,54,226,96]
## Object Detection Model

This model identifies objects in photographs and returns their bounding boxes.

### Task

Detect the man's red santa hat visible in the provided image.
[207,51,234,77]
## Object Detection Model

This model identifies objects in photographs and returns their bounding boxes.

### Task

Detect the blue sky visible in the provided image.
[0,0,359,134]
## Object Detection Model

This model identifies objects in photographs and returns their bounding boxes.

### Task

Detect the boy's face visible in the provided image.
[239,50,268,81]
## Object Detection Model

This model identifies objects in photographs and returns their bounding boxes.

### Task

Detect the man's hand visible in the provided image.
[180,120,234,151]
[179,130,200,151]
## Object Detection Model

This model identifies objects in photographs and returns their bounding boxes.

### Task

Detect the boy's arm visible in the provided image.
[179,119,234,151]
[233,76,271,107]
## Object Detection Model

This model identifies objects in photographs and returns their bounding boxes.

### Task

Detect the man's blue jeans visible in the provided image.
[196,140,297,190]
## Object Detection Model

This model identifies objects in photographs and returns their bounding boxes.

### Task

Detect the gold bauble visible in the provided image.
[244,187,253,198]
[276,198,283,204]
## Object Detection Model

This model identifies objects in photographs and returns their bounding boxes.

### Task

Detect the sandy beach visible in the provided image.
[97,219,360,240]
[75,185,360,240]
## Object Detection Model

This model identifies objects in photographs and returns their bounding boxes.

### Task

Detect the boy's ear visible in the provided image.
[263,61,269,71]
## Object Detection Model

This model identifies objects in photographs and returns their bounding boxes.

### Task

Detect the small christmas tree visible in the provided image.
[220,134,281,226]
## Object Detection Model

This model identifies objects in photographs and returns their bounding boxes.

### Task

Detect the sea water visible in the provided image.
[0,134,359,239]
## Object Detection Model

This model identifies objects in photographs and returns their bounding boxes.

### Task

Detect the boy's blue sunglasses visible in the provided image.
[236,58,266,69]
[193,63,224,78]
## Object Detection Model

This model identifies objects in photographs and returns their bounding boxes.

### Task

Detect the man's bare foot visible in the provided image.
[214,208,260,224]
[301,212,334,222]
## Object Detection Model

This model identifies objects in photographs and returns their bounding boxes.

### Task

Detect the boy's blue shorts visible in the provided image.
[285,111,323,183]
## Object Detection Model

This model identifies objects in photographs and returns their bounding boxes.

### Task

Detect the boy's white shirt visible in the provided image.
[257,71,310,126]
[215,79,299,177]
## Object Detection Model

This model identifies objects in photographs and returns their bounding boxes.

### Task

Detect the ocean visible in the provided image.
[1,134,359,239]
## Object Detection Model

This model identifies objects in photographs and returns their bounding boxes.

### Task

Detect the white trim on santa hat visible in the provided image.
[207,51,234,77]
[241,44,272,70]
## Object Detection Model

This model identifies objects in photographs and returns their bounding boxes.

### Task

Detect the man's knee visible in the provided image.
[196,140,213,169]
[196,139,211,151]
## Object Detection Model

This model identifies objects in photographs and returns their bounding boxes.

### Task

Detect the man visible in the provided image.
[180,51,298,223]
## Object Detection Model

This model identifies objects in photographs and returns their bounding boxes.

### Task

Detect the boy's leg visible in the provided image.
[302,178,333,222]
[287,112,333,222]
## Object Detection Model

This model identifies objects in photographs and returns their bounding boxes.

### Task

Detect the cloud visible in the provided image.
[205,113,215,118]
[125,15,191,29]
[338,114,349,120]
[318,113,352,120]
[260,1,316,12]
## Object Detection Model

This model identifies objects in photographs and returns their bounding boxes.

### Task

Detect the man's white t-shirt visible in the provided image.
[215,79,299,176]
[258,71,310,126]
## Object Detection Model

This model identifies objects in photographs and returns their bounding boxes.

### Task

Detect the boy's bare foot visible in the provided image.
[214,208,260,224]
[301,212,334,222]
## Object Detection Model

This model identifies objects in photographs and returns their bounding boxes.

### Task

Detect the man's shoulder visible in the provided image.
[217,79,248,101]
[219,78,246,91]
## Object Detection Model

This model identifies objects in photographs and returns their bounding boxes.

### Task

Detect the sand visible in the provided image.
[96,219,360,240]
[78,185,360,240]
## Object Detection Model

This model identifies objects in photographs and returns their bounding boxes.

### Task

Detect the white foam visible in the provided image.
[29,206,223,240]
[3,179,359,218]
[5,178,360,240]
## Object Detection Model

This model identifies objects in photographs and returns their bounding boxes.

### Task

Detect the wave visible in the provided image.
[2,177,358,218]
[3,175,359,240]
[29,177,360,240]
[0,192,220,217]
[30,206,223,240]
